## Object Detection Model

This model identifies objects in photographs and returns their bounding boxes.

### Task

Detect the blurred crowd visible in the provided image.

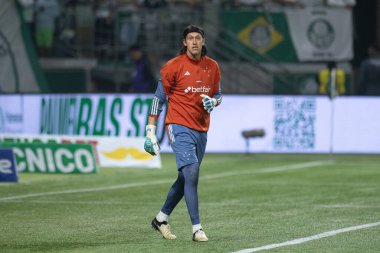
[18,0,206,59]
[17,0,371,95]
[224,0,355,9]
[17,0,356,59]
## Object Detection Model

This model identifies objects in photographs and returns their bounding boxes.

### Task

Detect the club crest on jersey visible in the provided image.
[184,86,211,93]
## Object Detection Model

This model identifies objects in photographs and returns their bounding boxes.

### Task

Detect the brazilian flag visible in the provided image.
[222,11,297,62]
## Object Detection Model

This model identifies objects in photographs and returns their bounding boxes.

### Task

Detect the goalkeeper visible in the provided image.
[144,24,222,242]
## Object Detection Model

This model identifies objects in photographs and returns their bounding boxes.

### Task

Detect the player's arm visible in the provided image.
[200,84,222,113]
[144,80,167,156]
[213,85,222,106]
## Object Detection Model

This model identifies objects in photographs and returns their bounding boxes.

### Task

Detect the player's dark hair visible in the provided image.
[180,24,207,56]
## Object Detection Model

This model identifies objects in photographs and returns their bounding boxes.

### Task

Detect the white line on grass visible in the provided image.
[0,160,331,201]
[3,200,157,205]
[231,221,380,253]
[0,179,172,201]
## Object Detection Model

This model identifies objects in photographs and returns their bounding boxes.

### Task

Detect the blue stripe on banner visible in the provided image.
[0,148,18,183]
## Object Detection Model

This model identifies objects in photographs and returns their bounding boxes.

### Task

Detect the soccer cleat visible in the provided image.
[151,218,176,240]
[192,229,208,242]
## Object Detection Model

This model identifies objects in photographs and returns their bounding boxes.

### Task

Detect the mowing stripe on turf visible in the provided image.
[6,200,379,209]
[231,221,380,253]
[0,179,172,201]
[0,160,331,201]
[202,160,332,180]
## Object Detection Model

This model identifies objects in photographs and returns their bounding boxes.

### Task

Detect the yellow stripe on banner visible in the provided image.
[102,148,153,161]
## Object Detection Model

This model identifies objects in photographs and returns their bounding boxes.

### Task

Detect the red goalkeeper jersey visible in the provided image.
[160,54,221,132]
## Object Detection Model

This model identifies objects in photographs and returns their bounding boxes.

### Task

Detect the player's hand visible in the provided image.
[144,125,160,156]
[200,94,217,113]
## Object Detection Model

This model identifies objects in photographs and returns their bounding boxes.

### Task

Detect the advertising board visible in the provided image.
[1,94,379,154]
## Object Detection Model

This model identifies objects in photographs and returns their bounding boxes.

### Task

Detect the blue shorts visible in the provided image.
[166,124,207,170]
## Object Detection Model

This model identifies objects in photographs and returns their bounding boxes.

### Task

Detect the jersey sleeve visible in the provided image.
[160,60,176,94]
[149,80,167,118]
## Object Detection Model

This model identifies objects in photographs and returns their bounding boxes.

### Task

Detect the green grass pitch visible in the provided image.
[1,153,379,253]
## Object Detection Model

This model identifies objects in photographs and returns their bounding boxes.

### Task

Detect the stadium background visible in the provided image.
[1,1,380,252]
[1,0,379,158]
[1,0,377,95]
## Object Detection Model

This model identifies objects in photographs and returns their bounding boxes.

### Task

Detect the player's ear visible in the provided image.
[183,39,187,47]
[202,38,205,46]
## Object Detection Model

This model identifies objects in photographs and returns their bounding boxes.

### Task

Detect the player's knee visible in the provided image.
[189,171,199,186]
[182,163,199,186]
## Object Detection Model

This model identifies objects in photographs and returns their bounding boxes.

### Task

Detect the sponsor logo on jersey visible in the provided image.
[184,71,190,76]
[184,86,211,93]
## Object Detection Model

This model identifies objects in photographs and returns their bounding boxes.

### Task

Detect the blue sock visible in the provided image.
[160,163,200,225]
[182,163,200,225]
[161,170,185,215]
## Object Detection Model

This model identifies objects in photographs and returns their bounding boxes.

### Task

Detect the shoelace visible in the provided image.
[197,230,205,236]
[162,224,174,237]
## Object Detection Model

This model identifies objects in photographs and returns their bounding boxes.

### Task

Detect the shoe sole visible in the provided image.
[193,238,209,242]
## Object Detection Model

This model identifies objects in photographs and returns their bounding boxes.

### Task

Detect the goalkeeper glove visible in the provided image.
[200,94,217,113]
[144,125,160,156]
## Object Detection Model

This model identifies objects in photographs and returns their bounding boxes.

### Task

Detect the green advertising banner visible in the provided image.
[35,95,167,144]
[38,96,155,136]
[0,142,98,174]
[222,9,353,63]
[221,10,298,62]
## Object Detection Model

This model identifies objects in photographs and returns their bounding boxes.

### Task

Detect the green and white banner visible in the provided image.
[221,8,353,62]
[0,142,98,174]
[0,94,164,168]
[29,94,165,138]
[0,0,48,92]
[1,94,380,154]
[285,8,353,61]
[0,134,161,169]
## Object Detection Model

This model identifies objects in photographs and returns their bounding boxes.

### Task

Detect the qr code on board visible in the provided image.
[273,98,316,150]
